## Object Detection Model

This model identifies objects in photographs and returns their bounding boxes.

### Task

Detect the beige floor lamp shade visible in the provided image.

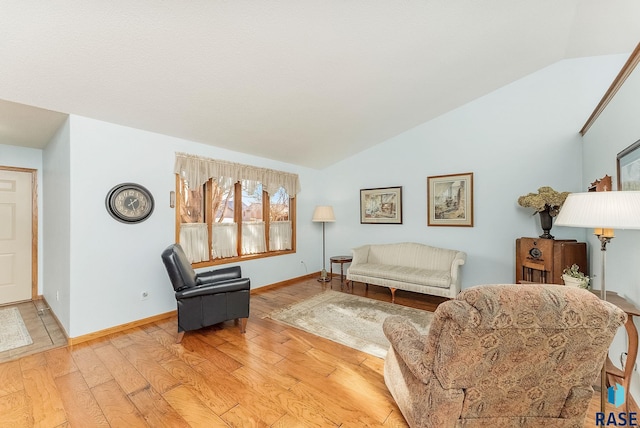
[555,190,640,412]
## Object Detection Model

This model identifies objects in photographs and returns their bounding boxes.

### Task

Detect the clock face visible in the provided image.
[106,183,154,223]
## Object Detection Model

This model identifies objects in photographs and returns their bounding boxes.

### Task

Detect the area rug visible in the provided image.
[0,307,33,352]
[268,291,433,358]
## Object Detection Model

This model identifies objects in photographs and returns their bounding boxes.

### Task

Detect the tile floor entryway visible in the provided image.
[0,300,66,363]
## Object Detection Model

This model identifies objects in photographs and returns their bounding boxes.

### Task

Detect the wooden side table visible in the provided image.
[593,290,640,413]
[330,256,352,288]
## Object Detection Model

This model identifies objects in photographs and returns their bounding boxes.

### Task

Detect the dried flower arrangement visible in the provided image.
[517,186,570,217]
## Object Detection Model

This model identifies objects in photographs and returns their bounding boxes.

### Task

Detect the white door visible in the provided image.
[0,169,33,304]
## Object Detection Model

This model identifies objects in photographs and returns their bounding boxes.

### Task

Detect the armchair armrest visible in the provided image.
[176,277,250,299]
[196,266,242,285]
[383,316,433,384]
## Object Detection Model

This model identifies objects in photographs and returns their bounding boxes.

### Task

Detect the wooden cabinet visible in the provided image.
[515,237,587,284]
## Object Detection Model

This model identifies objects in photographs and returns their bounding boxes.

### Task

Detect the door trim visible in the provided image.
[0,165,38,301]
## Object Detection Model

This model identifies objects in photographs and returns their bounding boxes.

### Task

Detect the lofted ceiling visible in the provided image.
[1,1,639,169]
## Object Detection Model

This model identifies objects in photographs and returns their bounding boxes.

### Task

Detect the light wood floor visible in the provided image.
[0,278,626,427]
[0,300,67,364]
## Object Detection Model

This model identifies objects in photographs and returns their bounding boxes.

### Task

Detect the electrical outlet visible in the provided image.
[141,291,149,301]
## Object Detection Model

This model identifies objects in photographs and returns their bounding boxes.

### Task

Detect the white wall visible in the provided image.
[64,116,321,338]
[0,144,44,295]
[581,56,640,401]
[4,54,629,352]
[42,118,72,334]
[322,55,627,288]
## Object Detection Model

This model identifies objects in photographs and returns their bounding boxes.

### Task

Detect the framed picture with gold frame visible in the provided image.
[427,172,473,227]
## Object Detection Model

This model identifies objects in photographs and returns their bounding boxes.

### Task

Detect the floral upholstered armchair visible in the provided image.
[383,284,626,427]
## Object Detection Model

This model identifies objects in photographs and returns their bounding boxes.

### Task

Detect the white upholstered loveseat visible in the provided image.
[346,242,466,302]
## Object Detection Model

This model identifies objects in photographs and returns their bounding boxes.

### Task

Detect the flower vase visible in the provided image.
[562,274,588,289]
[538,206,554,239]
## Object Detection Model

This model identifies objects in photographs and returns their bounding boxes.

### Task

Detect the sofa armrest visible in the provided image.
[383,316,433,384]
[449,252,466,290]
[351,245,370,265]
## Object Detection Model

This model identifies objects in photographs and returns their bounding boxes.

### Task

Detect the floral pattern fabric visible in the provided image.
[383,284,627,427]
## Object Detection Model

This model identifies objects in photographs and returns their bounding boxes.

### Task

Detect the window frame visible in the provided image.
[175,175,296,267]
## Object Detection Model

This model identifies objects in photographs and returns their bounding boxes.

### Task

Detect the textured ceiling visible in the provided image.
[1,1,639,168]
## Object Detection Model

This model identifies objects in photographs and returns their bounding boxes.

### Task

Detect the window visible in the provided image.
[174,153,299,266]
[179,178,204,223]
[269,187,292,251]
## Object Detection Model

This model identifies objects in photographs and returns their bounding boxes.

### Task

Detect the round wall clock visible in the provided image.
[105,183,155,224]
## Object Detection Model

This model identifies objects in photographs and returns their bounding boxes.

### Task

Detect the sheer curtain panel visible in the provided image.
[179,223,209,263]
[242,221,266,255]
[270,221,292,251]
[211,223,238,259]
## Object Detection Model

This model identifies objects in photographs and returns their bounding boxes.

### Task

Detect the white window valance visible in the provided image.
[174,152,302,196]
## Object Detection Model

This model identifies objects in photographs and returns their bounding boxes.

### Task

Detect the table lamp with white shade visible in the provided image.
[312,205,336,282]
[555,190,640,411]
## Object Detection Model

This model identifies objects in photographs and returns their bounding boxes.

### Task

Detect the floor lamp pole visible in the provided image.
[598,234,612,413]
[312,205,335,282]
[318,221,330,282]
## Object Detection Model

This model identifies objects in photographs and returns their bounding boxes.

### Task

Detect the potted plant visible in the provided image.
[517,186,570,239]
[562,264,590,289]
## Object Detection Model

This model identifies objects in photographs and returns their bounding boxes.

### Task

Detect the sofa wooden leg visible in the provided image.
[239,317,248,333]
[176,331,185,344]
[390,288,397,303]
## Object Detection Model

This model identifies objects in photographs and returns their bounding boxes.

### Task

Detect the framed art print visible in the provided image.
[360,186,402,224]
[427,172,473,227]
[617,139,640,190]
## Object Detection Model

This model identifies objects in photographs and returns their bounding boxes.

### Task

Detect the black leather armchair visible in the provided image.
[161,243,250,343]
